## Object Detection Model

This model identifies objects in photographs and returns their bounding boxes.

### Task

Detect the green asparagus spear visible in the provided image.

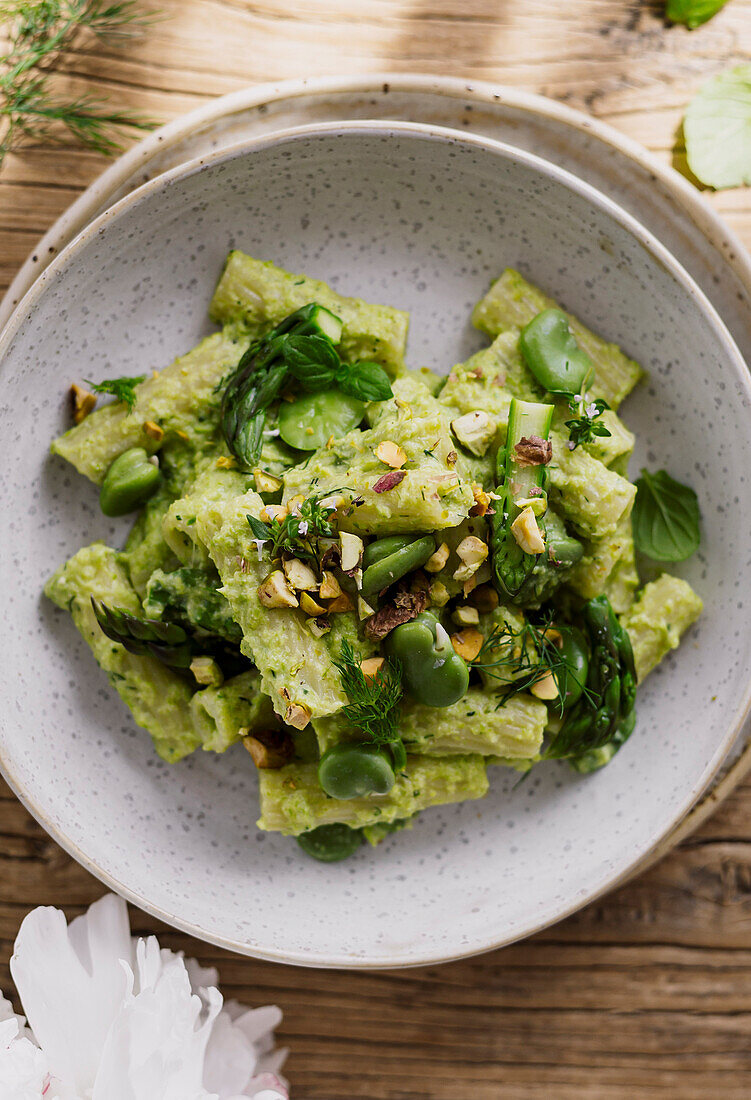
[544,595,636,763]
[490,397,555,603]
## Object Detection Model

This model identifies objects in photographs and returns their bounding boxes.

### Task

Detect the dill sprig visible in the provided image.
[334,638,403,745]
[85,373,145,410]
[473,611,592,717]
[0,0,157,167]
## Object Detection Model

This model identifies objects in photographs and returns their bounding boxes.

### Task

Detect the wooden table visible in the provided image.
[3,3,751,1096]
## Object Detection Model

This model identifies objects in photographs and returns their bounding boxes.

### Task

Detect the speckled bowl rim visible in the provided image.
[2,119,751,969]
[4,75,751,330]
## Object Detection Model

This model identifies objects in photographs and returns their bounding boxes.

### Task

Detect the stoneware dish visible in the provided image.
[1,121,750,968]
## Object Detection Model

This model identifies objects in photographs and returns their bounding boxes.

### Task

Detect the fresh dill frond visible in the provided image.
[85,373,145,410]
[0,0,157,167]
[334,638,403,745]
[473,610,593,717]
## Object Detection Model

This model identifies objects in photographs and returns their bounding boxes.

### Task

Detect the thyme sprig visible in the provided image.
[473,611,592,717]
[565,394,611,451]
[246,491,339,566]
[0,0,156,167]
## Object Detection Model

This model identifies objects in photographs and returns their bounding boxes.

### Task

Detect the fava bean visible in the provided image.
[99,447,161,517]
[296,823,363,861]
[520,308,593,396]
[318,742,396,800]
[387,611,469,708]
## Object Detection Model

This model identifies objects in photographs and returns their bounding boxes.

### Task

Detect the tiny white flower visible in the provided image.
[585,402,598,419]
[297,520,309,536]
[253,539,268,561]
[573,393,583,403]
[567,440,576,450]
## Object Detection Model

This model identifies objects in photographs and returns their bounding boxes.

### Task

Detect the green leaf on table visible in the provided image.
[683,64,751,189]
[632,469,701,563]
[666,0,731,28]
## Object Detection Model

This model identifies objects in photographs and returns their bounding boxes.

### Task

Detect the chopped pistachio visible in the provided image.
[261,503,288,524]
[300,591,327,617]
[257,570,298,609]
[360,656,385,681]
[283,557,318,591]
[340,531,364,572]
[328,592,355,614]
[428,579,450,607]
[357,595,375,620]
[253,468,283,494]
[70,383,96,424]
[531,670,559,701]
[375,440,407,469]
[450,410,497,457]
[307,616,331,638]
[453,535,489,582]
[143,420,164,442]
[425,541,450,573]
[450,628,484,662]
[190,656,223,687]
[284,702,312,730]
[452,606,480,627]
[511,507,545,555]
[319,570,342,600]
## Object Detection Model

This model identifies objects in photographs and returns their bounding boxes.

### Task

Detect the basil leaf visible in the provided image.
[666,0,730,28]
[283,334,340,391]
[684,64,751,189]
[336,360,393,403]
[633,469,701,562]
[247,514,273,541]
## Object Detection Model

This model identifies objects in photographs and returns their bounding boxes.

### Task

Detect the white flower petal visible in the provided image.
[93,952,221,1100]
[10,895,133,1096]
[185,958,220,994]
[0,1010,55,1100]
[6,894,287,1100]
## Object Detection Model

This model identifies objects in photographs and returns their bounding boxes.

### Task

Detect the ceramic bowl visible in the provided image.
[1,122,750,968]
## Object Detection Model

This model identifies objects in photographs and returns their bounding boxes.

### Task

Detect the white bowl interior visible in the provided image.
[2,125,750,966]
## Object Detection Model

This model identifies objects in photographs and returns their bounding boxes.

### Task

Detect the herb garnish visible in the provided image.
[85,374,145,411]
[246,491,338,565]
[1,0,156,168]
[220,304,393,469]
[632,468,701,562]
[473,612,590,717]
[334,639,403,746]
[565,394,611,451]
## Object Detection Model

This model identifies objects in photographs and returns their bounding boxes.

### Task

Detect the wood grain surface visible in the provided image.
[3,3,751,1097]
